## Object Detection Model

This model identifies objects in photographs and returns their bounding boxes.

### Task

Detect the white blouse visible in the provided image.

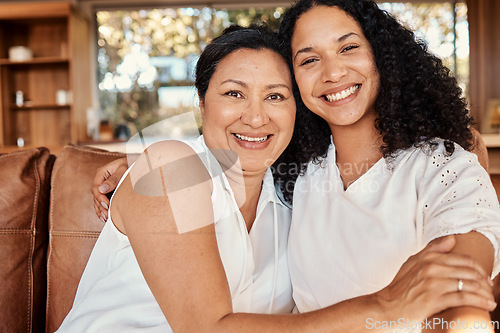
[57,136,293,332]
[289,139,500,313]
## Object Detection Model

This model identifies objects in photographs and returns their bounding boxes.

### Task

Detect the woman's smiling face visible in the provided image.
[291,5,380,129]
[200,48,296,175]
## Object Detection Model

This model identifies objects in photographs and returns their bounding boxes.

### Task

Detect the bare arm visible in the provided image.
[423,232,496,333]
[108,141,495,333]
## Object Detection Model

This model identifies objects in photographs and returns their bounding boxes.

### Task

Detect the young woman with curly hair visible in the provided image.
[277,0,500,330]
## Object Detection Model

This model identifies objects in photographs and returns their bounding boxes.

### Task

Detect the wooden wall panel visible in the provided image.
[69,10,92,144]
[468,0,500,128]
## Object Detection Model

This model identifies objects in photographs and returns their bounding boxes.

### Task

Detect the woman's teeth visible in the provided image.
[325,84,360,102]
[234,133,269,142]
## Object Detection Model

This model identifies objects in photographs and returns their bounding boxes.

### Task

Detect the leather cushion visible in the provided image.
[46,145,125,332]
[0,147,55,333]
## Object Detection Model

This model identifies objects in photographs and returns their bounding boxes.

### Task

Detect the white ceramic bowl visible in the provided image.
[8,46,33,62]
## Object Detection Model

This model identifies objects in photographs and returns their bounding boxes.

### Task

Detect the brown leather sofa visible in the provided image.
[2,143,500,333]
[0,145,124,333]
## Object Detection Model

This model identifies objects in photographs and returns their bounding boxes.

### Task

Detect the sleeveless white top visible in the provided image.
[57,136,293,332]
[289,139,500,316]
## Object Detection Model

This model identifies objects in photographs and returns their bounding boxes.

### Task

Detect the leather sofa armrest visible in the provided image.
[0,148,55,333]
[46,145,125,332]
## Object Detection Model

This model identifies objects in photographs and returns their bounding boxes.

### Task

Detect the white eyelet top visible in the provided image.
[289,138,500,316]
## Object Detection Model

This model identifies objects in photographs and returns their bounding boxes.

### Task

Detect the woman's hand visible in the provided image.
[375,235,496,323]
[91,157,129,222]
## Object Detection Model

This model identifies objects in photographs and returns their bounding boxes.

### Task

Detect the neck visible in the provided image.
[224,167,265,232]
[330,113,383,188]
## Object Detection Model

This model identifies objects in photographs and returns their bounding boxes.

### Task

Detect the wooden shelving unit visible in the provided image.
[0,2,92,151]
[0,57,69,66]
[10,104,71,111]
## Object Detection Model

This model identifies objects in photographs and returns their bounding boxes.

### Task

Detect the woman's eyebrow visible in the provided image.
[221,79,247,87]
[294,47,313,62]
[267,83,291,91]
[338,32,359,42]
[220,80,290,91]
[293,32,360,62]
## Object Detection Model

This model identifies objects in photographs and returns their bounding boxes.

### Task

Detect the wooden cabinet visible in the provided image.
[0,2,91,151]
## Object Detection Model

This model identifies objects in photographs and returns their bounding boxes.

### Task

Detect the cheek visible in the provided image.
[279,107,297,137]
[294,72,310,94]
[293,66,310,90]
[360,55,379,82]
[367,67,380,98]
[299,93,319,116]
[294,73,317,109]
[203,105,240,125]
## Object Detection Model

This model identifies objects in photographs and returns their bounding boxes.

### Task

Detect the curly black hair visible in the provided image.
[274,0,473,204]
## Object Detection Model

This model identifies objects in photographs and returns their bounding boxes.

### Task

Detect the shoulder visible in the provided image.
[110,139,215,235]
[397,139,493,196]
[114,139,213,215]
[398,139,477,167]
[132,139,211,189]
[385,139,485,186]
[136,139,202,170]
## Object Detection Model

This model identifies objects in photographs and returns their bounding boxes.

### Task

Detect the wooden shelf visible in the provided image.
[0,57,69,66]
[0,2,71,20]
[0,1,91,149]
[11,104,71,111]
[0,144,64,155]
[482,134,500,148]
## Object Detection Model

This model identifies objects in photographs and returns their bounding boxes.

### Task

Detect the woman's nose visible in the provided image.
[240,101,270,128]
[321,59,348,83]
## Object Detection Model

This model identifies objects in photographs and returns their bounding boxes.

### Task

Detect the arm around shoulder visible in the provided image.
[111,140,237,332]
[107,140,498,333]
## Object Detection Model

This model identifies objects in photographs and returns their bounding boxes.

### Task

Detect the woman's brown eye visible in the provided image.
[301,58,316,66]
[268,94,284,101]
[342,45,359,53]
[225,91,241,98]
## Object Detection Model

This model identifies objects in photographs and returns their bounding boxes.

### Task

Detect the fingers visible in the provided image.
[424,235,456,253]
[94,197,108,222]
[413,253,494,301]
[415,251,489,280]
[437,290,497,313]
[94,167,125,220]
[427,276,493,301]
[98,169,123,195]
[381,275,496,321]
[90,158,129,220]
[380,250,495,322]
[417,277,495,314]
[92,187,110,220]
[394,236,457,281]
[91,167,111,220]
[90,157,128,196]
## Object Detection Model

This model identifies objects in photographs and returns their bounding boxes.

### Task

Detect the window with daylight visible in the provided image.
[379,2,469,97]
[94,2,468,140]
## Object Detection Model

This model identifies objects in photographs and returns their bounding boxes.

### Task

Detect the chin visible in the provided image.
[240,161,272,174]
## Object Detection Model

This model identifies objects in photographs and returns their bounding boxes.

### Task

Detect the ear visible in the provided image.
[198,96,205,117]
